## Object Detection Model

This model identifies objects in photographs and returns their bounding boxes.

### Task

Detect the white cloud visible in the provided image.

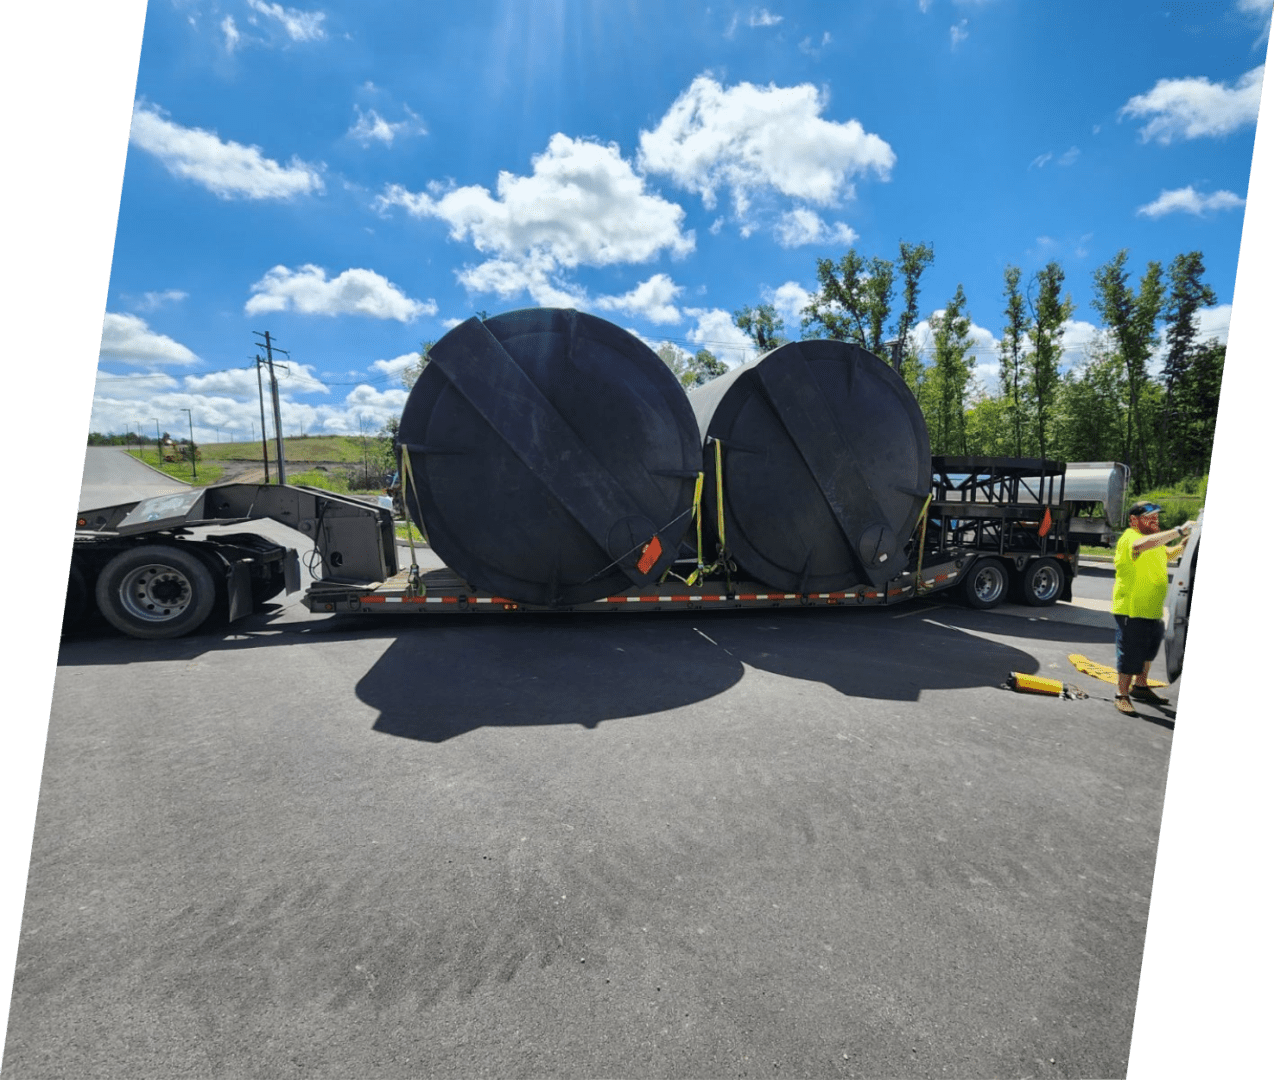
[245,264,437,321]
[1029,151,1053,169]
[1119,65,1265,143]
[130,101,324,200]
[91,370,181,403]
[1057,146,1080,166]
[134,289,188,311]
[340,384,410,420]
[683,307,758,367]
[380,134,694,268]
[594,273,683,324]
[99,312,199,366]
[950,20,969,49]
[1195,303,1232,344]
[454,253,587,309]
[201,362,330,397]
[221,15,241,51]
[380,134,693,308]
[246,0,326,42]
[1136,185,1246,217]
[348,106,426,147]
[798,31,833,57]
[371,351,425,379]
[919,0,933,11]
[748,8,783,27]
[773,207,857,248]
[768,281,814,329]
[637,74,895,220]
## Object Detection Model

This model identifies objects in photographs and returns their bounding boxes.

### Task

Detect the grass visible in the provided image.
[285,468,353,494]
[126,448,225,487]
[195,435,385,465]
[394,522,428,544]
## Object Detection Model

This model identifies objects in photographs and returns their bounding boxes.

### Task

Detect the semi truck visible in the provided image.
[64,455,1128,641]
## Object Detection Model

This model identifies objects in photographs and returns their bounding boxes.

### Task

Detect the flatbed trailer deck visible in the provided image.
[301,551,1052,617]
[66,454,1112,639]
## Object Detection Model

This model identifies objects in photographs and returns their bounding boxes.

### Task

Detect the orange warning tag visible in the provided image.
[636,536,662,574]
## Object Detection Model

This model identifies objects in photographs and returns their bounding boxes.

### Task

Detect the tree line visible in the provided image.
[728,242,1224,494]
[393,250,1225,495]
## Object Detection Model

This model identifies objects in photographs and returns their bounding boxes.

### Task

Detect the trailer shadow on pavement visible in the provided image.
[354,605,1092,742]
[55,598,1134,743]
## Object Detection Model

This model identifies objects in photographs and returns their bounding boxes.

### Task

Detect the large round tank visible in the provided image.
[397,308,702,606]
[686,339,931,592]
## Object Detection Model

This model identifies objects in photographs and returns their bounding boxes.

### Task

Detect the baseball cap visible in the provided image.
[1129,501,1162,516]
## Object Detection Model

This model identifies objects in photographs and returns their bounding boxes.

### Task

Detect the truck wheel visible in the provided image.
[94,545,216,640]
[963,558,1008,609]
[63,561,89,632]
[1019,558,1063,606]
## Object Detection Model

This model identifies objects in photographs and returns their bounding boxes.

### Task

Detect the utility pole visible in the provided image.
[180,407,197,481]
[254,331,288,484]
[254,355,271,482]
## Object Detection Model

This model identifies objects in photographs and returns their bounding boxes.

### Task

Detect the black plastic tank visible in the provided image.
[397,308,702,606]
[686,339,931,592]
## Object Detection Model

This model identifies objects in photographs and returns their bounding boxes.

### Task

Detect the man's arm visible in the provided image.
[1132,519,1195,556]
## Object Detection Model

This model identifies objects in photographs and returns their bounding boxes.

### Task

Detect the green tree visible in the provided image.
[402,339,435,390]
[999,265,1030,456]
[890,241,935,374]
[733,303,788,352]
[1026,260,1074,462]
[657,343,728,388]
[1159,251,1217,481]
[1091,250,1164,491]
[802,242,931,366]
[801,249,868,342]
[921,284,975,454]
[1176,338,1226,478]
[1051,336,1127,464]
[964,391,1013,456]
[800,249,895,355]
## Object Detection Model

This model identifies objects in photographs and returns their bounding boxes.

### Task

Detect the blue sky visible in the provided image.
[90,0,1270,445]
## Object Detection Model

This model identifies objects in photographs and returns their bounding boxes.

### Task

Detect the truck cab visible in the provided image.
[1164,508,1203,682]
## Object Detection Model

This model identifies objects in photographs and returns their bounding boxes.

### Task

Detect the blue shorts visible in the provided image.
[1114,614,1164,675]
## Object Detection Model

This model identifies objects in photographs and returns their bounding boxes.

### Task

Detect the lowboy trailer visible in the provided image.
[65,456,1115,641]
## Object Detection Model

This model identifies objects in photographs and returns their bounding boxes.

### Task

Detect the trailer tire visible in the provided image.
[95,545,217,639]
[63,560,89,632]
[962,558,1008,609]
[1018,558,1063,606]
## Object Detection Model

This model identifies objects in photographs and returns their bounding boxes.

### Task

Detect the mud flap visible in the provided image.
[227,562,253,623]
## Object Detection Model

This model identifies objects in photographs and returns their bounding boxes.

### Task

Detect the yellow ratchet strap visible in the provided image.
[713,438,733,591]
[685,470,706,586]
[399,447,424,596]
[913,494,933,593]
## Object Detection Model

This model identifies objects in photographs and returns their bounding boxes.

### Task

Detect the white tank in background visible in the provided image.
[1063,462,1130,547]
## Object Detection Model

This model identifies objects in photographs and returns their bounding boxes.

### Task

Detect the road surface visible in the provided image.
[8,548,1175,1078]
[77,446,190,511]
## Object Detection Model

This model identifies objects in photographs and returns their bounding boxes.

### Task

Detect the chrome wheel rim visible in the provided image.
[1030,563,1062,601]
[973,567,1003,602]
[117,563,195,623]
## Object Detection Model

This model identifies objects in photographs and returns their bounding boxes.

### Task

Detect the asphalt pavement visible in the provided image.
[5,537,1173,1078]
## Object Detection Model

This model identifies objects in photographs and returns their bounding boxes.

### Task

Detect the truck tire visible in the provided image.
[94,545,217,640]
[962,558,1008,609]
[1018,558,1063,606]
[63,561,89,632]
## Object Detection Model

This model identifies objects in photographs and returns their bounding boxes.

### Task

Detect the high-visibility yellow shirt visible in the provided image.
[1111,526,1169,619]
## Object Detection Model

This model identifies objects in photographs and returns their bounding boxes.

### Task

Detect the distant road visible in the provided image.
[78,446,190,511]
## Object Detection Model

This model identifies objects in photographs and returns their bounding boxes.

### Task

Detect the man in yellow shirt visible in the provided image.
[1111,501,1194,715]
